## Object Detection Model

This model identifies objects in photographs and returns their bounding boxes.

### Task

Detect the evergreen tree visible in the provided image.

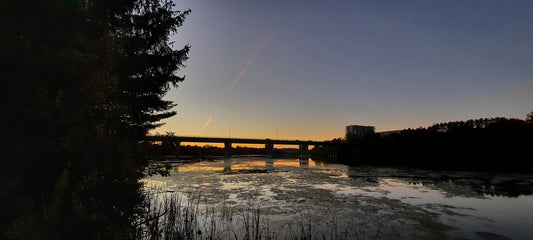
[1,0,189,239]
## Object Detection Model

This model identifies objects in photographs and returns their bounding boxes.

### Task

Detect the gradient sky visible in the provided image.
[153,0,533,141]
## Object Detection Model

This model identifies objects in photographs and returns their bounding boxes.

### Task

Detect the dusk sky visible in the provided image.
[153,0,533,141]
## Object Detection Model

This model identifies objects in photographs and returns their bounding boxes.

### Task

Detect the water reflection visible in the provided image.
[223,158,232,173]
[172,156,317,173]
[406,177,533,198]
[348,167,533,198]
[265,158,273,170]
[146,158,533,240]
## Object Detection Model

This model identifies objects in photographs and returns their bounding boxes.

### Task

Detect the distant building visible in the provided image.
[346,125,375,137]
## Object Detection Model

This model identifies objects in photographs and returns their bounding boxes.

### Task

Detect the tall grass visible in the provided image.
[133,192,384,240]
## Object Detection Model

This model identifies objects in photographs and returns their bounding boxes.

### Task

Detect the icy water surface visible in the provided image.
[143,156,533,240]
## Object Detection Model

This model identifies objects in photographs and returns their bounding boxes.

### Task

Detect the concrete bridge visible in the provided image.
[143,135,339,161]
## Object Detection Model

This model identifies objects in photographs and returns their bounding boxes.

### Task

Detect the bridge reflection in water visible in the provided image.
[223,157,312,173]
[172,157,317,173]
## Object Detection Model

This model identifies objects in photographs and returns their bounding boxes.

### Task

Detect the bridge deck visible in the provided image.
[144,135,335,146]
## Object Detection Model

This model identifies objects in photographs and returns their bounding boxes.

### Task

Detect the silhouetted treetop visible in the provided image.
[527,110,533,124]
[1,0,189,239]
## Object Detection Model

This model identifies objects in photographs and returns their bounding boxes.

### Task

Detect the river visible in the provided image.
[142,156,533,240]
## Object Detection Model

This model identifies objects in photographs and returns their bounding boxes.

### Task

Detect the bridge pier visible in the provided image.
[299,144,309,166]
[328,146,338,162]
[265,143,274,158]
[174,141,182,158]
[224,142,232,158]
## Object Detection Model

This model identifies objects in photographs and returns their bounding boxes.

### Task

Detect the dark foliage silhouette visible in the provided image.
[314,115,533,173]
[1,0,189,239]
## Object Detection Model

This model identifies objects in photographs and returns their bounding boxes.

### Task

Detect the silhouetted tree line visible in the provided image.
[404,176,533,198]
[313,114,533,173]
[141,142,300,159]
[1,0,189,239]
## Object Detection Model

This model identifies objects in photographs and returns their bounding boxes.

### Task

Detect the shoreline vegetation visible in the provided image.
[136,192,387,240]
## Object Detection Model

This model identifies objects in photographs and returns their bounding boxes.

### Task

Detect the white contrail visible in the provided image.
[198,117,212,135]
[226,32,273,95]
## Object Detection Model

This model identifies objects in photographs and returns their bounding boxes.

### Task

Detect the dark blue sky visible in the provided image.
[157,0,533,140]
